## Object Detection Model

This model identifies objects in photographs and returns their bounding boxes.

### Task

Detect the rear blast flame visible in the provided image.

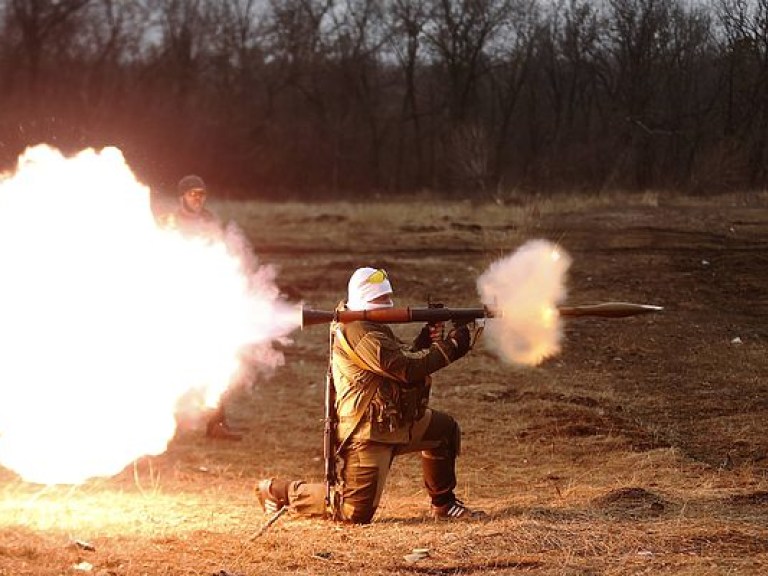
[477,240,572,366]
[0,145,299,485]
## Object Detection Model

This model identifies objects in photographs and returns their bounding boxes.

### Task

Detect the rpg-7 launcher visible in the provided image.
[301,301,663,328]
[312,299,662,516]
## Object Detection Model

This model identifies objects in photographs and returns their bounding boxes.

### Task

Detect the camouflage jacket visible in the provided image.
[333,319,458,445]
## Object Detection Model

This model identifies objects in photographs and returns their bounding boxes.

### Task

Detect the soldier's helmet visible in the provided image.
[178,174,207,195]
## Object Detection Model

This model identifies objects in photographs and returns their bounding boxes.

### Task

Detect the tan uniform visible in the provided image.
[288,318,463,523]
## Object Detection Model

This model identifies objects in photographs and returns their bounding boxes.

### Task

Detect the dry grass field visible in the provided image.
[2,192,768,575]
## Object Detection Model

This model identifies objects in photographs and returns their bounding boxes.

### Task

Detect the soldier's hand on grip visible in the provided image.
[413,324,432,350]
[428,321,445,342]
[427,302,445,342]
[447,325,471,360]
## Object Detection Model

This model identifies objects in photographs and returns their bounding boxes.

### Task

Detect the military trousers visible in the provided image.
[287,408,461,523]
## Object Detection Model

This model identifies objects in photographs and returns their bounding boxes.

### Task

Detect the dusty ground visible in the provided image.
[2,195,768,575]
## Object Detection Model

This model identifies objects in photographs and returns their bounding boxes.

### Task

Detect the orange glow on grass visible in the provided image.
[0,145,299,485]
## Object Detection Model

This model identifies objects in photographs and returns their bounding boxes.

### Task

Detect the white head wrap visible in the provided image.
[346,267,394,311]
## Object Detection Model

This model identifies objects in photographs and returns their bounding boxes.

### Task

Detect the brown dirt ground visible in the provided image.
[2,196,768,575]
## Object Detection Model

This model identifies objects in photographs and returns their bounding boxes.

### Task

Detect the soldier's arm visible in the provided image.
[354,330,459,385]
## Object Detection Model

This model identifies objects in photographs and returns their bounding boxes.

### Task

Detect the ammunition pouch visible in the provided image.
[368,379,401,433]
[368,377,431,433]
[401,377,431,422]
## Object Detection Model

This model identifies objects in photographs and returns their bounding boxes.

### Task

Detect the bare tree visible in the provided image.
[150,0,212,100]
[260,0,395,194]
[388,0,430,190]
[0,0,759,197]
[716,0,768,187]
[424,0,514,121]
[422,0,517,193]
[75,1,155,106]
[599,0,678,189]
[325,0,390,191]
[5,0,91,97]
[259,0,336,192]
[540,1,602,152]
[654,2,717,189]
[486,0,539,194]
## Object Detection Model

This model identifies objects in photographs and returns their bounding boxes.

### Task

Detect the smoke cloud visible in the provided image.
[477,240,572,366]
[0,145,299,484]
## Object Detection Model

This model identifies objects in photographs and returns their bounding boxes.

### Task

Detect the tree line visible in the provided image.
[1,0,766,199]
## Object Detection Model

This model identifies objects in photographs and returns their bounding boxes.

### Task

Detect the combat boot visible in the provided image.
[430,498,486,520]
[256,478,290,514]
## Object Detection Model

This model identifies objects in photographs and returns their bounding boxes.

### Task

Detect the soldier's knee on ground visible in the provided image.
[340,500,377,524]
[339,467,381,523]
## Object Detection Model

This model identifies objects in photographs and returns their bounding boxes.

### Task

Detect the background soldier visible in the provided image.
[257,267,480,522]
[162,174,243,442]
[162,174,221,237]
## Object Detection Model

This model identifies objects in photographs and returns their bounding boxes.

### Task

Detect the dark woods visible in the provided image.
[0,0,764,199]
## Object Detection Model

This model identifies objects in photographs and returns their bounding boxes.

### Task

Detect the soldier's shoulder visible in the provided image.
[200,207,221,223]
[346,321,393,341]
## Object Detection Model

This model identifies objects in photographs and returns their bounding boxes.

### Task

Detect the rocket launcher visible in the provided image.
[301,301,663,328]
[311,299,662,515]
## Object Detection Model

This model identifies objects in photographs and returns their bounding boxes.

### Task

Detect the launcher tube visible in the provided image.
[300,302,661,328]
[300,307,490,328]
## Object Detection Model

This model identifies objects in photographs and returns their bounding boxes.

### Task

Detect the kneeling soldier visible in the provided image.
[257,266,482,522]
